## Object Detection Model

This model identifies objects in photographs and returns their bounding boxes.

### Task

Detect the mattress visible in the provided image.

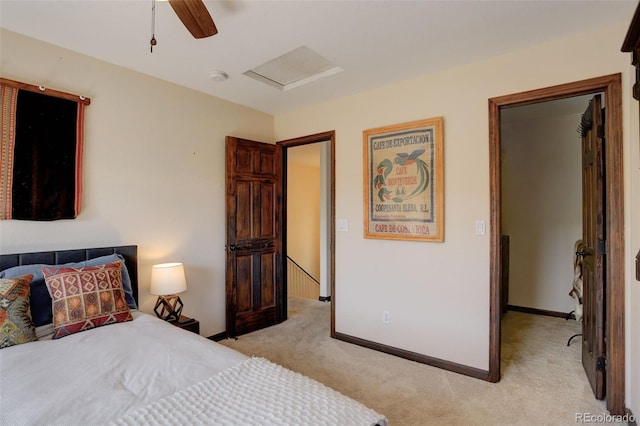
[0,312,386,426]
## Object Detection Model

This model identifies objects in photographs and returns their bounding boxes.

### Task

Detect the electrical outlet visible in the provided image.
[382,310,390,324]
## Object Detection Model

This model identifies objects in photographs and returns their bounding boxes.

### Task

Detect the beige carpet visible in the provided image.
[219,297,625,425]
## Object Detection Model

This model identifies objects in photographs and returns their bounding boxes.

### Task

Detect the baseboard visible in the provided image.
[319,296,331,302]
[207,331,228,342]
[334,332,489,381]
[507,304,571,319]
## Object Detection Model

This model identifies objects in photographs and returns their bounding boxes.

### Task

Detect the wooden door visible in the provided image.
[579,94,606,400]
[225,136,284,337]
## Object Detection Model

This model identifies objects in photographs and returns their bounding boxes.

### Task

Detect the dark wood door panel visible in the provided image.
[235,256,253,313]
[226,136,283,337]
[234,251,277,308]
[580,94,605,400]
[234,143,278,176]
[235,306,278,335]
[235,180,277,240]
[258,182,275,237]
[235,181,252,239]
[235,148,253,173]
[260,252,275,307]
[259,150,276,174]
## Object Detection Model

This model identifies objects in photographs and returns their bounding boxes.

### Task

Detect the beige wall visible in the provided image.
[501,111,583,314]
[286,159,321,280]
[274,19,639,414]
[0,29,274,337]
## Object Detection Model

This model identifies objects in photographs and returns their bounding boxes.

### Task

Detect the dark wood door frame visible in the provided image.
[277,130,336,336]
[488,74,625,415]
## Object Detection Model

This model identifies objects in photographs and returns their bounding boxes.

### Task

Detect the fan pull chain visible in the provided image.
[150,0,157,53]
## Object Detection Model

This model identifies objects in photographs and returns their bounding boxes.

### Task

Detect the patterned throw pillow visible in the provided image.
[0,253,138,327]
[43,261,133,339]
[0,274,37,348]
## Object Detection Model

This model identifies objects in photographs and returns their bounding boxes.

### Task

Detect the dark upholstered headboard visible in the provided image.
[0,245,138,305]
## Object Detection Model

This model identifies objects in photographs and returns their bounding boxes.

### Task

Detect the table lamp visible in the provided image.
[150,262,187,322]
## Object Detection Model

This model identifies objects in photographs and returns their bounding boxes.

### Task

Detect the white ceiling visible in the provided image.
[0,1,636,115]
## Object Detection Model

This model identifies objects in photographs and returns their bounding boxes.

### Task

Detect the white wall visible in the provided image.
[274,21,639,416]
[0,29,274,338]
[501,110,583,314]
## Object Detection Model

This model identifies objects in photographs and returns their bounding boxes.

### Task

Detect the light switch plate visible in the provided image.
[337,218,349,232]
[475,220,486,236]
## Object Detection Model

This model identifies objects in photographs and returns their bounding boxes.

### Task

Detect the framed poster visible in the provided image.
[363,117,444,242]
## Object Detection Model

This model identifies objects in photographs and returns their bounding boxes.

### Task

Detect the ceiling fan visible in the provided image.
[150,0,217,52]
[168,0,218,39]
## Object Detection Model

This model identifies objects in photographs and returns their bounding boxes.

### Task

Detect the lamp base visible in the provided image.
[154,294,184,322]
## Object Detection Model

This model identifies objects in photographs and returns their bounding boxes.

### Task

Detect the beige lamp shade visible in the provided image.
[150,262,187,296]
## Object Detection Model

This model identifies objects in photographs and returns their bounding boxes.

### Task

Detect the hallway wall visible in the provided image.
[501,105,583,314]
[287,152,321,280]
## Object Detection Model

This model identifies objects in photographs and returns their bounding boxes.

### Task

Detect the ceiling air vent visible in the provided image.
[244,46,343,91]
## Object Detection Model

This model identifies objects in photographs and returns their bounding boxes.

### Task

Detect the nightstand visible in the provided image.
[169,315,200,335]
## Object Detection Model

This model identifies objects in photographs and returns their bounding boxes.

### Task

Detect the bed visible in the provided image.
[0,245,387,426]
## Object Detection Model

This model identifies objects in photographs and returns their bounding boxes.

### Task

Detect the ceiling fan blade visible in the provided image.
[168,0,218,39]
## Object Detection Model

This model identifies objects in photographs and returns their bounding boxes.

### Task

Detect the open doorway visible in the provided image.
[286,143,326,300]
[498,94,601,399]
[488,74,625,415]
[278,131,336,336]
[500,95,592,317]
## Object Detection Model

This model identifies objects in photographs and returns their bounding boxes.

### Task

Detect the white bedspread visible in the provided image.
[0,312,247,426]
[0,312,386,426]
[109,357,386,426]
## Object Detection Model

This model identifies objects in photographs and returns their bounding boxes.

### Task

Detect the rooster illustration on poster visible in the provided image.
[373,149,429,203]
